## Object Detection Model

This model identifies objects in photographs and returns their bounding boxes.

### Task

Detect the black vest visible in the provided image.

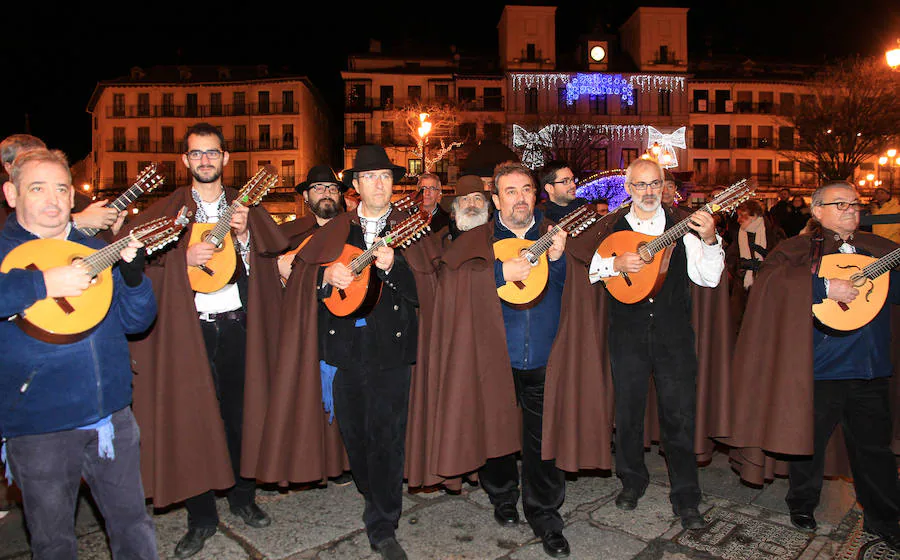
[607,210,692,327]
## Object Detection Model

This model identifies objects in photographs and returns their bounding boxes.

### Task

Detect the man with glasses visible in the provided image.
[539,160,587,223]
[418,172,450,232]
[587,158,724,529]
[728,181,900,551]
[125,123,287,558]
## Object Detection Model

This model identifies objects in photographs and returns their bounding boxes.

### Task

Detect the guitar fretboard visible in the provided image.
[524,205,596,260]
[81,236,136,277]
[863,247,900,280]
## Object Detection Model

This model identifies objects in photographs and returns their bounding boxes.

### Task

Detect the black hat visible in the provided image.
[341,145,406,185]
[295,165,347,194]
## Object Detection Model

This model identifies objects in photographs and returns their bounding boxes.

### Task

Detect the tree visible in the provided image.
[783,57,900,182]
[401,103,463,173]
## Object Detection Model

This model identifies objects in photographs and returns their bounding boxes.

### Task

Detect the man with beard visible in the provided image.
[588,158,724,529]
[539,161,587,223]
[418,172,450,232]
[126,123,286,558]
[277,165,345,282]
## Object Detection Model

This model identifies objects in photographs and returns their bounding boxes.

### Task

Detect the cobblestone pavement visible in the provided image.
[0,451,881,560]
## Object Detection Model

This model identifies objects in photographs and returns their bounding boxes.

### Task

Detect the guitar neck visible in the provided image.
[77,184,149,237]
[81,236,133,276]
[348,239,387,275]
[206,200,241,244]
[645,207,708,255]
[863,247,900,280]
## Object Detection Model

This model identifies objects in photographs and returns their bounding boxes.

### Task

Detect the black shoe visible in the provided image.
[373,537,408,560]
[864,522,900,552]
[229,503,271,528]
[789,511,817,531]
[678,507,706,530]
[174,526,216,559]
[330,472,353,487]
[493,502,520,526]
[541,530,570,558]
[615,488,641,511]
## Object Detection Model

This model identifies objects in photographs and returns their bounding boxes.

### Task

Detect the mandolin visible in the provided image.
[812,248,900,331]
[1,207,190,343]
[597,178,754,304]
[494,204,598,307]
[187,167,278,293]
[323,209,432,318]
[77,163,166,237]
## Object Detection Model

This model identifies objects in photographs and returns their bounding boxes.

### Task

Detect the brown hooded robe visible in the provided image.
[127,187,288,507]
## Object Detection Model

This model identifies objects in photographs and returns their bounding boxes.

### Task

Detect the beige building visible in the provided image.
[86,65,330,220]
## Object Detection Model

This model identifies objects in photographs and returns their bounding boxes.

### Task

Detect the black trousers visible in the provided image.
[608,318,700,513]
[333,365,411,546]
[480,366,565,536]
[186,315,256,529]
[787,378,900,530]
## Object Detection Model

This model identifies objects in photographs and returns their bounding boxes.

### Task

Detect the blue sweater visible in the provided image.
[812,270,900,381]
[0,217,157,438]
[493,212,566,370]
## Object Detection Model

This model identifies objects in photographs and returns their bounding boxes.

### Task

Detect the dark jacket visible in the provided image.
[543,198,587,224]
[0,218,156,438]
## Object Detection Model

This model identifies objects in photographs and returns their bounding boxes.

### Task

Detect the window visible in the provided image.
[458,87,476,104]
[758,91,774,114]
[407,85,422,103]
[484,87,503,110]
[348,84,367,109]
[234,125,247,151]
[408,158,423,176]
[714,125,731,149]
[258,91,270,114]
[138,127,150,152]
[735,91,752,113]
[282,90,294,113]
[434,84,449,101]
[779,126,795,150]
[778,160,794,184]
[692,125,709,149]
[282,124,294,149]
[185,93,198,117]
[233,91,246,115]
[589,95,607,115]
[435,159,449,184]
[693,159,709,183]
[658,91,671,116]
[162,93,174,117]
[658,45,669,64]
[233,160,248,186]
[590,148,607,171]
[758,126,774,148]
[210,93,222,116]
[379,85,394,109]
[780,93,795,116]
[137,93,150,117]
[525,87,538,114]
[258,125,271,149]
[161,127,175,152]
[621,88,638,115]
[113,93,125,117]
[381,121,394,144]
[757,159,773,181]
[558,88,575,113]
[693,89,708,112]
[715,90,730,113]
[800,94,815,109]
[113,161,128,183]
[735,159,751,176]
[715,158,731,182]
[484,123,503,141]
[281,160,295,186]
[113,127,126,151]
[458,122,476,140]
[526,43,536,61]
[352,121,366,145]
[735,125,752,148]
[622,148,638,167]
[160,161,176,187]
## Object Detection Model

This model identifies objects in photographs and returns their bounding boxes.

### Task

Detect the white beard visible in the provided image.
[456,206,489,232]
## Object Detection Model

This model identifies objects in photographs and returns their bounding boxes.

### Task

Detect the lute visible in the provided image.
[813,248,900,331]
[77,163,166,237]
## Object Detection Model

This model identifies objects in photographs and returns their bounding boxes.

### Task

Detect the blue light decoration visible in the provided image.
[565,73,634,106]
[576,170,631,211]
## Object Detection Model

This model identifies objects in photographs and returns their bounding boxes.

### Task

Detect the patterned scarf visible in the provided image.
[191,189,229,224]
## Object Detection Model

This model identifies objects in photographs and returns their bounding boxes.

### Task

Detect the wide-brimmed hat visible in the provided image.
[341,145,406,186]
[440,174,490,212]
[295,165,347,194]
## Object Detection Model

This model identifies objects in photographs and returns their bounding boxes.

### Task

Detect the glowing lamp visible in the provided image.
[880,156,889,165]
[888,149,898,158]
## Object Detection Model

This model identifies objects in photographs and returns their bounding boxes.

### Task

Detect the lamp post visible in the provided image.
[887,44,900,70]
[878,148,899,196]
[417,112,432,174]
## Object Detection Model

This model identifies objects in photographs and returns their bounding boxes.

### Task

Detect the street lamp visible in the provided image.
[887,43,900,69]
[417,113,432,174]
[877,148,899,195]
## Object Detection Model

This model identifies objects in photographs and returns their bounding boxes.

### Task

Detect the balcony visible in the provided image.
[692,102,781,115]
[104,102,300,119]
[346,96,504,112]
[105,138,298,154]
[690,137,795,150]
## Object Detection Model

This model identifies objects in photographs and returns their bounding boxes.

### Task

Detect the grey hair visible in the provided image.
[10,149,71,187]
[1,134,46,166]
[811,181,856,207]
[491,161,534,195]
[417,172,441,188]
[624,158,664,186]
[450,192,488,212]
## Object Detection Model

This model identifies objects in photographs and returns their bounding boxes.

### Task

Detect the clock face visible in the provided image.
[590,45,607,62]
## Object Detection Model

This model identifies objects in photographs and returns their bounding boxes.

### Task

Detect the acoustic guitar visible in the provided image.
[187,167,278,293]
[1,207,190,343]
[323,209,432,318]
[812,248,900,331]
[597,178,754,304]
[495,204,598,307]
[76,163,166,237]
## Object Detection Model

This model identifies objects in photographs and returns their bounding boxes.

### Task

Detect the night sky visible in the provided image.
[3,0,897,164]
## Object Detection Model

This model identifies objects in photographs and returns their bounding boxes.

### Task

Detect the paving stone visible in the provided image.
[590,483,681,540]
[698,456,763,505]
[154,505,250,560]
[465,485,526,523]
[510,520,646,560]
[560,472,620,515]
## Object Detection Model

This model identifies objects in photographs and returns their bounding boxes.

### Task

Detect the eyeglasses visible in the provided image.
[629,179,663,192]
[422,185,441,192]
[185,149,224,161]
[818,201,863,212]
[310,184,342,195]
[552,176,578,186]
[358,171,393,183]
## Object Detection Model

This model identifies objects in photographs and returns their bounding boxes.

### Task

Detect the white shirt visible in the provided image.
[194,199,244,314]
[588,205,725,288]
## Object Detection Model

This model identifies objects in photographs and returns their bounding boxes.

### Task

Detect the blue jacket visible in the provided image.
[812,269,900,381]
[0,217,156,438]
[493,211,566,370]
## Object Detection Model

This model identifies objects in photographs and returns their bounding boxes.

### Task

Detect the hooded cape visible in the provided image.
[543,204,733,470]
[126,186,288,507]
[722,226,900,484]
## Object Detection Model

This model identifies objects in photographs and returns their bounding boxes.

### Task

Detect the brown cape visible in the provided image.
[722,227,900,484]
[126,186,288,507]
[280,214,318,251]
[543,204,733,470]
[255,209,433,485]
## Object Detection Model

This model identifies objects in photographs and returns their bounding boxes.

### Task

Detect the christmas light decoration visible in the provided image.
[576,169,630,210]
[628,75,686,92]
[646,126,686,168]
[512,124,649,169]
[565,73,634,105]
[509,72,687,95]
